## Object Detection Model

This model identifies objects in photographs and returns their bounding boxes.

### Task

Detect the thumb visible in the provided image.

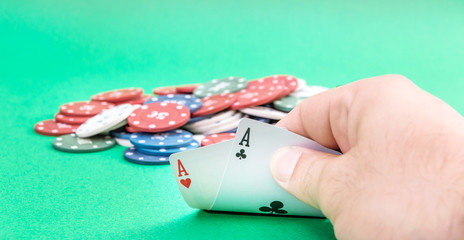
[270,146,340,211]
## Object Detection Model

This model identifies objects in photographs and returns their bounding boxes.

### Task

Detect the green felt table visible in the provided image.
[1,0,463,239]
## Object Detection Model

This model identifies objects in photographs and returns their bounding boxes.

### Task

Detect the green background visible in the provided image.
[1,0,463,239]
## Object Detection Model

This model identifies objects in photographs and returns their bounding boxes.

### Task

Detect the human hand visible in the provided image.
[271,75,464,239]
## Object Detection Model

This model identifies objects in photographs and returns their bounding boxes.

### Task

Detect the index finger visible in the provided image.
[276,84,354,153]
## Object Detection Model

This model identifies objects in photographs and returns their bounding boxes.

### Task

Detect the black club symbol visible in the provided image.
[259,201,288,215]
[235,149,247,160]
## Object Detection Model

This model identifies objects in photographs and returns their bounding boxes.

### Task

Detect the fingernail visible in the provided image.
[271,146,301,184]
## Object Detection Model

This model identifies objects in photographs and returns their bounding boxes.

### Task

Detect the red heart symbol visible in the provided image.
[180,178,191,188]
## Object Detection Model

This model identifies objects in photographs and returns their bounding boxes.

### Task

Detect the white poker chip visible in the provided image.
[239,106,287,120]
[192,134,206,143]
[290,85,329,98]
[185,112,243,134]
[183,110,236,129]
[76,104,137,138]
[105,119,129,133]
[295,78,307,91]
[202,118,241,135]
[96,116,132,136]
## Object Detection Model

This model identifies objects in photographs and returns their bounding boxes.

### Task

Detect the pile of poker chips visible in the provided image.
[33,75,329,165]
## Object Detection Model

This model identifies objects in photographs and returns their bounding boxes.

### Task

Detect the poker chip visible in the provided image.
[129,129,193,149]
[230,85,284,110]
[247,76,286,90]
[295,78,307,91]
[152,86,177,95]
[202,119,241,135]
[33,73,330,166]
[125,125,145,133]
[187,115,212,124]
[201,133,236,146]
[290,85,328,98]
[59,101,114,117]
[120,94,153,105]
[136,140,200,156]
[185,112,242,134]
[144,94,202,113]
[273,95,308,112]
[110,129,133,139]
[107,120,129,132]
[222,128,237,133]
[239,106,287,120]
[191,93,237,117]
[123,147,170,165]
[193,77,247,98]
[34,119,79,136]
[281,75,299,94]
[249,116,273,124]
[183,110,236,129]
[115,138,134,147]
[55,113,91,125]
[128,102,190,132]
[192,134,206,143]
[175,84,200,94]
[184,111,243,134]
[256,75,298,98]
[91,88,143,103]
[52,134,115,153]
[76,104,136,138]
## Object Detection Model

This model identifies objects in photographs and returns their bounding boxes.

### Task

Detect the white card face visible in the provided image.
[169,140,233,210]
[210,118,341,217]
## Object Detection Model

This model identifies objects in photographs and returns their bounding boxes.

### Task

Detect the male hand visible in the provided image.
[271,75,464,239]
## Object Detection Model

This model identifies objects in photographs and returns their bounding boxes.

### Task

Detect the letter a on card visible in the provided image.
[177,159,189,177]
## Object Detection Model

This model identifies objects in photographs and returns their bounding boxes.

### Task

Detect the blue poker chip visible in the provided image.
[129,129,193,149]
[144,94,202,113]
[222,128,237,133]
[187,115,211,124]
[123,147,170,165]
[109,128,132,140]
[250,116,272,124]
[136,140,200,156]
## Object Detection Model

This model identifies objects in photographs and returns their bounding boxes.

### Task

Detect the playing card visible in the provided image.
[169,140,233,210]
[169,118,341,217]
[210,118,341,217]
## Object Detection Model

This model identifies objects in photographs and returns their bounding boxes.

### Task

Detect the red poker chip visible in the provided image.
[34,119,79,136]
[125,125,145,133]
[192,93,237,117]
[230,85,285,110]
[247,77,285,89]
[247,77,287,100]
[276,75,299,99]
[91,88,143,103]
[201,133,236,146]
[59,101,114,117]
[281,75,299,93]
[128,102,190,132]
[175,84,200,94]
[153,86,177,96]
[116,94,153,105]
[55,113,91,125]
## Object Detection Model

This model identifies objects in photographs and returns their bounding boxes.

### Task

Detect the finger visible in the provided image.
[276,84,354,152]
[271,146,342,216]
[276,74,414,153]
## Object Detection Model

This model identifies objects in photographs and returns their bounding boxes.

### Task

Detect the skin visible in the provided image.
[270,75,464,239]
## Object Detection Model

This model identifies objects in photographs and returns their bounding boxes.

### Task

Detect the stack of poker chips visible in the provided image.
[33,75,329,165]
